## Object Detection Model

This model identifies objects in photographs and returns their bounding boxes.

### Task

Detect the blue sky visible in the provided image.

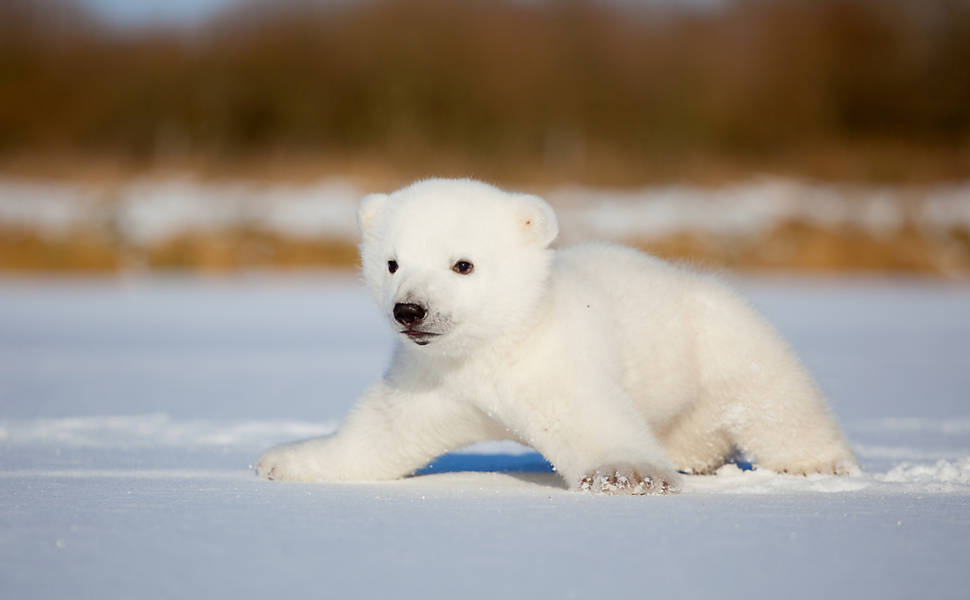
[77,0,243,26]
[76,0,723,27]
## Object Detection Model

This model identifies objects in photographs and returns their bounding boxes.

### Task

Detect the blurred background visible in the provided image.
[1,0,969,275]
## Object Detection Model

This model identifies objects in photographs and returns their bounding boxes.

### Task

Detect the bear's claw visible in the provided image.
[578,463,680,495]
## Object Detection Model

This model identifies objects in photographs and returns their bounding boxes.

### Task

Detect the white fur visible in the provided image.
[257,178,859,494]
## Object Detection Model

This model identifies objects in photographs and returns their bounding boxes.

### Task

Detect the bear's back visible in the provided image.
[551,243,704,423]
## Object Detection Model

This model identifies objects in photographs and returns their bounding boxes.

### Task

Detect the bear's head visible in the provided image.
[358,178,558,355]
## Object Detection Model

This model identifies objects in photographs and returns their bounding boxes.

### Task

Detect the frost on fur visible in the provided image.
[257,178,859,491]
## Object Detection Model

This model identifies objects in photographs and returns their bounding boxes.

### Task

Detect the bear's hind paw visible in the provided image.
[766,457,861,477]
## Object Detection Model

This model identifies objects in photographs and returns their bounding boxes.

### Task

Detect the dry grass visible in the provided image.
[0,227,120,272]
[4,141,970,190]
[636,220,970,277]
[2,0,969,186]
[0,227,360,274]
[144,230,359,272]
[2,221,968,277]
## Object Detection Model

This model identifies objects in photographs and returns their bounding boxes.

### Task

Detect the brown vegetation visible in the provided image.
[0,226,360,273]
[0,227,120,272]
[1,0,969,185]
[636,221,970,277]
[2,219,968,277]
[144,230,359,272]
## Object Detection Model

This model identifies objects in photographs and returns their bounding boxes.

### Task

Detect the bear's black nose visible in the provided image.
[393,303,426,327]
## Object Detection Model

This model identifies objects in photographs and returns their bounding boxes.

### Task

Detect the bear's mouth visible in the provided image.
[401,329,440,346]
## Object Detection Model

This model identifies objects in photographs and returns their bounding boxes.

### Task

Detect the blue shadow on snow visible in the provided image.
[415,451,755,475]
[416,452,555,475]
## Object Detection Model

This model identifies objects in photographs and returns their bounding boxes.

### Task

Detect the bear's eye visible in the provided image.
[387,260,398,274]
[452,260,474,275]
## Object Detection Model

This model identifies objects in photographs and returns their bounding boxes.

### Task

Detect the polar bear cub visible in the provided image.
[257,178,858,494]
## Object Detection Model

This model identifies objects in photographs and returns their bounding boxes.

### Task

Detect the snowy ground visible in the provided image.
[1,274,969,599]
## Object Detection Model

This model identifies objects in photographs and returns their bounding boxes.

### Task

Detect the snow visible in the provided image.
[0,179,105,235]
[2,176,969,245]
[0,413,339,448]
[1,275,969,599]
[117,178,362,243]
[549,178,912,239]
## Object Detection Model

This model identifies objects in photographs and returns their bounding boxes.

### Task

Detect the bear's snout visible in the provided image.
[393,303,427,327]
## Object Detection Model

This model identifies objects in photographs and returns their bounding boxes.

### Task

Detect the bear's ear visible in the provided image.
[357,193,387,237]
[515,194,558,247]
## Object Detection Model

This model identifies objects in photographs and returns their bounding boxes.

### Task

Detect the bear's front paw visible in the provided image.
[256,443,328,482]
[578,463,680,495]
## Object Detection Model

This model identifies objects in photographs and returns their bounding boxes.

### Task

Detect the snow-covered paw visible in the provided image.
[577,463,680,495]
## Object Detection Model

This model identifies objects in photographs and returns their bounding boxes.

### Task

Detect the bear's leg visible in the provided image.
[256,383,504,482]
[492,381,681,494]
[698,344,858,476]
[659,404,735,475]
[704,354,860,475]
[725,387,860,476]
[693,286,860,476]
